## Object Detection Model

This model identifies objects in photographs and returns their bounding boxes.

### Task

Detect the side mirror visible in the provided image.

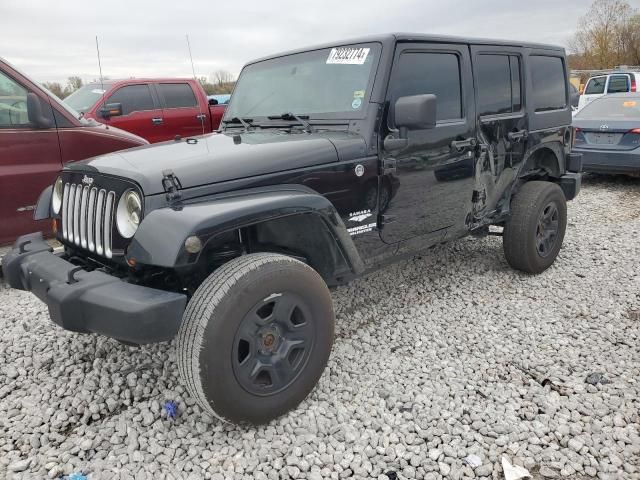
[98,103,123,119]
[27,93,53,128]
[384,94,437,152]
[395,94,437,131]
[208,98,219,106]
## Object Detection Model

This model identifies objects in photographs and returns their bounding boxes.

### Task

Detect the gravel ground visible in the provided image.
[1,175,639,480]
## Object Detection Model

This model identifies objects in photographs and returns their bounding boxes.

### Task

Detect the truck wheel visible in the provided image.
[177,253,334,424]
[503,181,567,274]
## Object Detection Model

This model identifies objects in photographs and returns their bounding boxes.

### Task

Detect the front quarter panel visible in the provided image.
[127,185,364,282]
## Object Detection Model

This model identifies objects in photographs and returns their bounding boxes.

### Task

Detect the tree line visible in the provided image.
[569,0,640,70]
[42,69,236,99]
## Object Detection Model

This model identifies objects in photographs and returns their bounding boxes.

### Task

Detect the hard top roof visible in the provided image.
[246,32,564,65]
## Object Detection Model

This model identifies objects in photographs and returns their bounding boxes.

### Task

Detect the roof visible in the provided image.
[247,32,564,65]
[84,77,196,86]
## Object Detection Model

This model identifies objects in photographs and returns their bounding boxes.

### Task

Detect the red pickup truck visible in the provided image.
[64,79,226,143]
[0,57,147,245]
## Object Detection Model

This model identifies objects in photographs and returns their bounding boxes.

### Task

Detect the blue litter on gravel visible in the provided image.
[61,473,87,480]
[163,400,179,419]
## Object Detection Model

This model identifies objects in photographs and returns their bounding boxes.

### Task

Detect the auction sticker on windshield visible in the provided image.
[327,47,370,65]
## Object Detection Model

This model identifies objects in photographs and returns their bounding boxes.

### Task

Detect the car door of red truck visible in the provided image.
[155,82,209,138]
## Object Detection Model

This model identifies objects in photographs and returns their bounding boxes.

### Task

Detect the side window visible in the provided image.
[584,76,606,95]
[391,52,462,122]
[107,84,154,115]
[158,83,198,108]
[607,75,630,93]
[530,56,567,112]
[477,54,522,116]
[0,70,29,127]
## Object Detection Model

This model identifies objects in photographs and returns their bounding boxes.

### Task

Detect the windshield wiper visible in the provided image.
[222,116,254,132]
[268,113,315,133]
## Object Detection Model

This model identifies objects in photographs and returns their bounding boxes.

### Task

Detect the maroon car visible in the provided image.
[64,78,226,143]
[0,57,148,245]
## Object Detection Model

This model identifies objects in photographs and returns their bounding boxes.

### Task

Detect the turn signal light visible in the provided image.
[52,218,58,234]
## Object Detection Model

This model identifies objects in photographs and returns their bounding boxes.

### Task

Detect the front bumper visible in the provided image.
[2,232,187,345]
[574,148,640,175]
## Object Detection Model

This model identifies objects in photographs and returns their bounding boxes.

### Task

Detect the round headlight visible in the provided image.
[52,177,63,214]
[116,190,142,238]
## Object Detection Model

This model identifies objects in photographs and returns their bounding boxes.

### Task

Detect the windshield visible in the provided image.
[576,96,640,119]
[64,84,109,114]
[224,43,381,121]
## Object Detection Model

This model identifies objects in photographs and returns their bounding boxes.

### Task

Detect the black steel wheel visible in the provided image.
[232,292,314,396]
[177,253,334,425]
[503,181,567,274]
[535,201,560,258]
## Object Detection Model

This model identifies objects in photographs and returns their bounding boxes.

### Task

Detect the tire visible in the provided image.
[503,181,567,274]
[177,253,334,424]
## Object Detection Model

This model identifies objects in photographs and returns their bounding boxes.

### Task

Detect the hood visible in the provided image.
[67,130,366,194]
[84,121,148,145]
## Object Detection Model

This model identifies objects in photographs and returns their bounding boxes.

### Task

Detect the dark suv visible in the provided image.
[3,34,582,425]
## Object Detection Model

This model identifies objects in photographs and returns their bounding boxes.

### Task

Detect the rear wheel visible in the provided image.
[503,181,567,274]
[177,253,334,424]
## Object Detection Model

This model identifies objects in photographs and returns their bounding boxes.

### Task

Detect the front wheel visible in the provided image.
[177,253,334,424]
[503,181,567,274]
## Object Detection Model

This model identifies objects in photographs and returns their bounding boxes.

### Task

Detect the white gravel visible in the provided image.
[1,175,639,480]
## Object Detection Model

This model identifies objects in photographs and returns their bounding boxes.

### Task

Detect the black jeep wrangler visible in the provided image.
[3,34,582,424]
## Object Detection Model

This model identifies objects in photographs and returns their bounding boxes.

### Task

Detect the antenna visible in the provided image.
[95,36,108,129]
[186,34,206,137]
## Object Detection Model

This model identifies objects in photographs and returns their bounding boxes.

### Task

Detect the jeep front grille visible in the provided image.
[61,183,116,258]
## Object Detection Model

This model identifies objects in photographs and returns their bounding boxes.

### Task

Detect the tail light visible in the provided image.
[573,127,581,147]
[629,128,640,134]
[632,77,637,92]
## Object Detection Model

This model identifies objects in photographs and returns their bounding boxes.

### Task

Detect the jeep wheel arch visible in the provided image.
[126,185,364,286]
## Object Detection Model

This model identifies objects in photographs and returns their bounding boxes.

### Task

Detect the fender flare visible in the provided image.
[127,185,364,282]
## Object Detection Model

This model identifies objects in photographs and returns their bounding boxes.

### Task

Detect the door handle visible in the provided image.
[450,137,477,150]
[152,117,163,125]
[507,129,528,142]
[196,113,206,121]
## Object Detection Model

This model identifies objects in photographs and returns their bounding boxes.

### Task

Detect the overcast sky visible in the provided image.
[2,0,640,85]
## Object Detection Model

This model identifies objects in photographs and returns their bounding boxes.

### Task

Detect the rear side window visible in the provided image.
[391,52,462,121]
[107,84,155,115]
[158,83,197,108]
[476,54,522,116]
[584,76,606,95]
[530,56,567,112]
[607,75,630,93]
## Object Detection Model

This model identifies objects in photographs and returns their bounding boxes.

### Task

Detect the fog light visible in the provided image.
[184,235,202,254]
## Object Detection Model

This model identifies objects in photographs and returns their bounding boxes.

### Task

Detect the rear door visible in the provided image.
[579,76,607,110]
[0,69,61,244]
[380,42,476,244]
[155,82,206,139]
[471,46,527,219]
[101,83,164,143]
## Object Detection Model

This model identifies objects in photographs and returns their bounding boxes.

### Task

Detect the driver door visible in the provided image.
[380,43,476,244]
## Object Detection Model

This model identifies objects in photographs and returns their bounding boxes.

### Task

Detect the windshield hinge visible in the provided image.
[162,170,182,203]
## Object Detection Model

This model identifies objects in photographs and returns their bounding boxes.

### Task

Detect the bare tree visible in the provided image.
[211,70,234,87]
[66,76,83,91]
[42,82,65,99]
[569,0,638,69]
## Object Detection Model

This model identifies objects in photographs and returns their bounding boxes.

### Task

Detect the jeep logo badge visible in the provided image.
[82,175,94,185]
